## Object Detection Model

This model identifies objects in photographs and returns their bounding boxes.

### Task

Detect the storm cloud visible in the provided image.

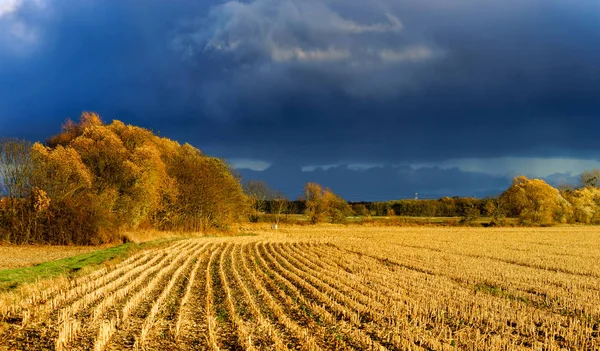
[1,0,599,199]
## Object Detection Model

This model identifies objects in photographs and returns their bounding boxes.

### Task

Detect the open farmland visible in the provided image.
[0,226,599,350]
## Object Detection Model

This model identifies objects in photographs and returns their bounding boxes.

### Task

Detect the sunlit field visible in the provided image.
[1,226,599,350]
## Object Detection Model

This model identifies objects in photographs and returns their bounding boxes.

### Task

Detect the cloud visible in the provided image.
[172,0,439,109]
[229,158,272,171]
[378,45,434,63]
[302,163,384,172]
[0,0,46,48]
[301,164,338,172]
[0,0,21,17]
[270,46,351,63]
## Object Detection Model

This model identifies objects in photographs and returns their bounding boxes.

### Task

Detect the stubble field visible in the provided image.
[0,246,100,271]
[0,226,599,350]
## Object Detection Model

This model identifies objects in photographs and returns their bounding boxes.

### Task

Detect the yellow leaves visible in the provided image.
[47,112,105,148]
[110,122,155,151]
[72,125,127,161]
[32,188,51,213]
[79,112,103,127]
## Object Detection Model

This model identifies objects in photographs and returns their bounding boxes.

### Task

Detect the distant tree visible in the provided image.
[303,182,327,224]
[459,199,481,225]
[352,204,369,217]
[243,180,271,222]
[303,182,350,224]
[500,176,570,225]
[563,187,600,224]
[323,190,351,223]
[483,199,497,217]
[581,169,600,188]
[270,190,288,226]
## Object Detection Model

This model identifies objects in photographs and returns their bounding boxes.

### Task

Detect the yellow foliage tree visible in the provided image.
[500,176,570,225]
[564,187,600,224]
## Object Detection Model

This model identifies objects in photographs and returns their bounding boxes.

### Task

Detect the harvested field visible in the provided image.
[0,246,100,271]
[0,226,599,350]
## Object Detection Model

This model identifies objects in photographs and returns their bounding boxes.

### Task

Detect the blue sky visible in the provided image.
[1,0,600,200]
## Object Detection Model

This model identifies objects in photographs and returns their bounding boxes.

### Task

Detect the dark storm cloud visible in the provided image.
[1,0,600,199]
[167,0,600,164]
[0,0,214,140]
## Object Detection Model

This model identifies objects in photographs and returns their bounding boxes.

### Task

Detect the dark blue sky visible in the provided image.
[1,0,600,200]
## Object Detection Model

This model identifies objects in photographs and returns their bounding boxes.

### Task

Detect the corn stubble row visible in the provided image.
[1,231,598,350]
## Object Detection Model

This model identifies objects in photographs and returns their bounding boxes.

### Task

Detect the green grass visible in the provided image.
[475,282,529,305]
[0,237,183,292]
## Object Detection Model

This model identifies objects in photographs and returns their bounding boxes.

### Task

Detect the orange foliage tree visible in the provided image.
[303,182,350,224]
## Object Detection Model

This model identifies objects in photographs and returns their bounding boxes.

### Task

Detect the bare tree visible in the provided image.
[581,169,600,188]
[243,180,271,221]
[0,138,33,199]
[270,190,288,228]
[0,138,34,243]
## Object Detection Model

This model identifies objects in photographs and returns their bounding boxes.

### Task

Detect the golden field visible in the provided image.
[0,225,599,350]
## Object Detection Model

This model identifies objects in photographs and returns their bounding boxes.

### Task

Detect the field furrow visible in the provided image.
[257,242,390,351]
[241,243,324,350]
[230,243,289,351]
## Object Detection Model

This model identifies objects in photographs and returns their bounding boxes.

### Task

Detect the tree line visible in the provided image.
[247,172,600,227]
[0,113,247,245]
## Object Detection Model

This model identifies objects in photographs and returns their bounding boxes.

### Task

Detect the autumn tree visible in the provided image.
[2,112,249,244]
[500,176,570,225]
[303,182,327,223]
[166,144,247,231]
[323,190,352,223]
[563,186,600,224]
[303,182,350,224]
[31,142,104,244]
[31,143,93,202]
